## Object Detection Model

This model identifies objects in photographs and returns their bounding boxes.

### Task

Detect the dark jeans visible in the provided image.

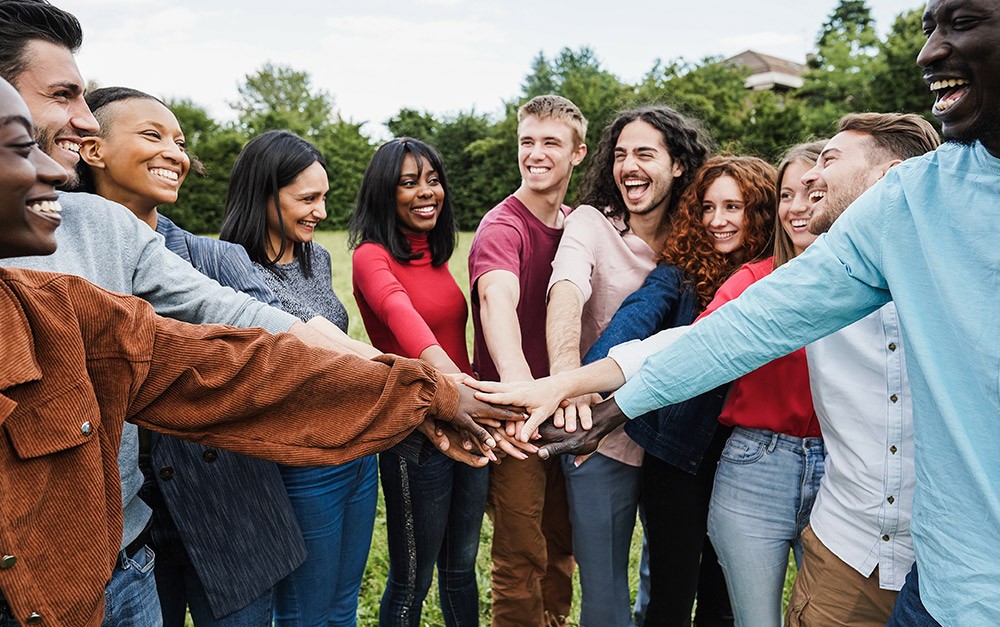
[378,448,489,627]
[641,427,733,627]
[886,564,942,627]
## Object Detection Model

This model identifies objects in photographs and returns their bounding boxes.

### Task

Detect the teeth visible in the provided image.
[28,200,62,214]
[412,205,436,215]
[150,168,179,182]
[809,190,826,202]
[623,179,648,187]
[55,140,80,154]
[711,231,735,240]
[929,78,969,92]
[298,221,317,228]
[528,167,548,174]
[791,219,809,228]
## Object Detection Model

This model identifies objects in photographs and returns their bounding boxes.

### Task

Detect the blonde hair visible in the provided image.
[772,140,826,268]
[517,94,588,146]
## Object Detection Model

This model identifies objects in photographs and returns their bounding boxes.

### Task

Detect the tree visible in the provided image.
[869,7,937,126]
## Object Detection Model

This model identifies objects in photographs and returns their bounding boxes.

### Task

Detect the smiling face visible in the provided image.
[517,115,587,197]
[266,160,328,263]
[14,40,99,185]
[395,152,444,234]
[803,131,882,235]
[0,79,69,257]
[700,175,747,262]
[80,98,190,216]
[918,0,1000,155]
[778,160,818,255]
[612,119,684,218]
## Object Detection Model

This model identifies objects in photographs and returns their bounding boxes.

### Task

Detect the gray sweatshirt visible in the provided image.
[1,192,298,550]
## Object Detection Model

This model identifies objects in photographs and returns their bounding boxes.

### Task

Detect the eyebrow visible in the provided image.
[50,80,84,96]
[819,147,841,159]
[0,114,32,132]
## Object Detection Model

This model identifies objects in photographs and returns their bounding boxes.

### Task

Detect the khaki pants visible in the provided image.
[786,525,899,626]
[488,455,574,626]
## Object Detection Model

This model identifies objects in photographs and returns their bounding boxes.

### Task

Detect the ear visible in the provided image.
[875,158,903,181]
[79,137,106,169]
[672,161,684,178]
[571,143,588,166]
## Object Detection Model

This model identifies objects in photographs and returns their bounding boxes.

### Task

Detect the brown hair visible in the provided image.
[772,140,826,269]
[517,94,588,146]
[837,113,940,163]
[661,156,777,309]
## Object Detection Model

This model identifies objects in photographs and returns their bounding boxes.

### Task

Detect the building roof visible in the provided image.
[724,50,806,91]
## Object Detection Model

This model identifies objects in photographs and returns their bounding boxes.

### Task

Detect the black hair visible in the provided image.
[579,106,710,229]
[0,0,83,85]
[74,86,163,193]
[348,137,456,266]
[219,129,326,277]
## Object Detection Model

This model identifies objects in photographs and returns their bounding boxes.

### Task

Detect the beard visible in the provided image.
[807,172,871,235]
[35,126,80,189]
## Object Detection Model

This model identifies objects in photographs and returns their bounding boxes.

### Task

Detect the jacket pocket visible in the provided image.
[5,381,102,459]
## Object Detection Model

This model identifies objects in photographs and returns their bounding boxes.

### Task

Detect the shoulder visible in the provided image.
[353,241,391,262]
[565,204,610,227]
[57,192,146,232]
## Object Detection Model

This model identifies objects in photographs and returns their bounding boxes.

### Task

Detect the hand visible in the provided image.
[552,393,601,433]
[465,375,571,442]
[535,397,629,460]
[417,419,489,468]
[441,383,525,452]
[489,426,539,461]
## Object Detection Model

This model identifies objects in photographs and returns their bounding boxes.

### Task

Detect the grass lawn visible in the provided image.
[186,231,796,626]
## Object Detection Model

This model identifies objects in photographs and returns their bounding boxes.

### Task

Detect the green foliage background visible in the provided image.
[152,1,931,235]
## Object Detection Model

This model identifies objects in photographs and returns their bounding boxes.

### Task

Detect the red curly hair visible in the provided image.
[661,155,776,309]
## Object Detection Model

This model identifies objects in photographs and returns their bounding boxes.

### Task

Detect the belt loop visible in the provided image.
[766,432,779,453]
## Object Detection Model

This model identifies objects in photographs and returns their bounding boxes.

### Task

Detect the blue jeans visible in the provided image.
[378,449,488,627]
[102,544,164,627]
[274,457,378,627]
[707,427,825,627]
[152,513,272,627]
[887,564,942,627]
[562,452,641,627]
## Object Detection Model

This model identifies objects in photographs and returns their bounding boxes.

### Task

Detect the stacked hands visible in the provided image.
[442,373,629,465]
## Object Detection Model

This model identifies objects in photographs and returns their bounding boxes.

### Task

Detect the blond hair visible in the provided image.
[517,94,588,146]
[772,140,826,269]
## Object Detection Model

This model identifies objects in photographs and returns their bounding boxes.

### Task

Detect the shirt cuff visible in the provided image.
[428,371,460,421]
[608,325,691,381]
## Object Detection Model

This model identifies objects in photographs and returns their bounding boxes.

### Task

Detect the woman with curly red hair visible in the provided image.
[577,155,778,627]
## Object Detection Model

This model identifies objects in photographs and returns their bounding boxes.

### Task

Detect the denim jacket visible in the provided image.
[148,215,307,617]
[583,263,727,474]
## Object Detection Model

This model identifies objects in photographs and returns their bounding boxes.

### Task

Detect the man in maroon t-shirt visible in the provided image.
[468,94,588,627]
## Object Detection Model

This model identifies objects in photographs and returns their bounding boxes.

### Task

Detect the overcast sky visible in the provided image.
[61,0,926,136]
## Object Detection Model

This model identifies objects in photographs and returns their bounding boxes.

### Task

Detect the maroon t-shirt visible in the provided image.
[468,195,569,381]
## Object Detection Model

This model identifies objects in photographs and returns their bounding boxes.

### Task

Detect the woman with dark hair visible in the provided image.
[76,87,306,627]
[348,137,487,627]
[220,130,378,627]
[703,141,827,627]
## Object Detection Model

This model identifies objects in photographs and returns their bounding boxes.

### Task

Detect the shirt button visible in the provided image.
[890,445,898,454]
[882,534,891,542]
[890,394,899,403]
[888,342,897,351]
[26,612,42,624]
[159,467,175,481]
[887,496,895,504]
[81,421,93,436]
[0,554,16,569]
[202,449,218,463]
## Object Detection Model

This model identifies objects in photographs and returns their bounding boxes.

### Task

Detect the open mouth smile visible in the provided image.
[928,78,970,115]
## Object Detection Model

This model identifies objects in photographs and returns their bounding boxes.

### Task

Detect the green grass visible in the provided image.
[185,231,797,626]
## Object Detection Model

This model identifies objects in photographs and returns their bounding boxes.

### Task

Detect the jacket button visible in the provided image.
[26,612,42,624]
[159,467,175,481]
[0,554,16,569]
[81,421,93,436]
[888,342,897,351]
[202,449,218,463]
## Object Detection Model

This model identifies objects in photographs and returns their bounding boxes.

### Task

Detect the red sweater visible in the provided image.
[697,258,820,437]
[352,234,473,375]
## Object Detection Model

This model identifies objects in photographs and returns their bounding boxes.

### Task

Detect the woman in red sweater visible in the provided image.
[703,141,828,627]
[348,138,485,627]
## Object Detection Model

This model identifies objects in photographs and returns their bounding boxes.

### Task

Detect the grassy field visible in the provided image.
[186,230,795,626]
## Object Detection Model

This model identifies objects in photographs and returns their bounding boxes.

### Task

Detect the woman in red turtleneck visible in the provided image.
[349,138,486,627]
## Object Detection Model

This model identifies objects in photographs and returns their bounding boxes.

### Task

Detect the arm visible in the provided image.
[545,280,601,430]
[476,269,533,382]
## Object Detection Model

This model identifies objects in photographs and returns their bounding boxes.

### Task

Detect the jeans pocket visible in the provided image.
[719,433,766,465]
[126,545,156,574]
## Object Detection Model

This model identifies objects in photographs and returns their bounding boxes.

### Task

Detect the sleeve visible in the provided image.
[608,325,692,381]
[352,244,439,358]
[212,242,282,309]
[114,203,296,333]
[582,263,684,365]
[468,220,523,290]
[123,312,460,466]
[614,185,893,419]
[548,207,599,303]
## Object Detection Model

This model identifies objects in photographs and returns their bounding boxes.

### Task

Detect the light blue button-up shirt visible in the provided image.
[616,142,1000,623]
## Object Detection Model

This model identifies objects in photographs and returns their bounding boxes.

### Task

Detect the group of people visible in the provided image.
[1,1,999,627]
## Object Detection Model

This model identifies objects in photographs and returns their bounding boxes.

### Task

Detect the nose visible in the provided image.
[30,145,69,188]
[314,201,328,221]
[162,141,188,165]
[70,95,100,135]
[790,190,811,214]
[801,162,821,188]
[620,153,638,172]
[417,181,434,198]
[709,211,728,227]
[917,27,946,69]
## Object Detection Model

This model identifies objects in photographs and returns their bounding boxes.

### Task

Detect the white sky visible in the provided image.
[61,0,926,136]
